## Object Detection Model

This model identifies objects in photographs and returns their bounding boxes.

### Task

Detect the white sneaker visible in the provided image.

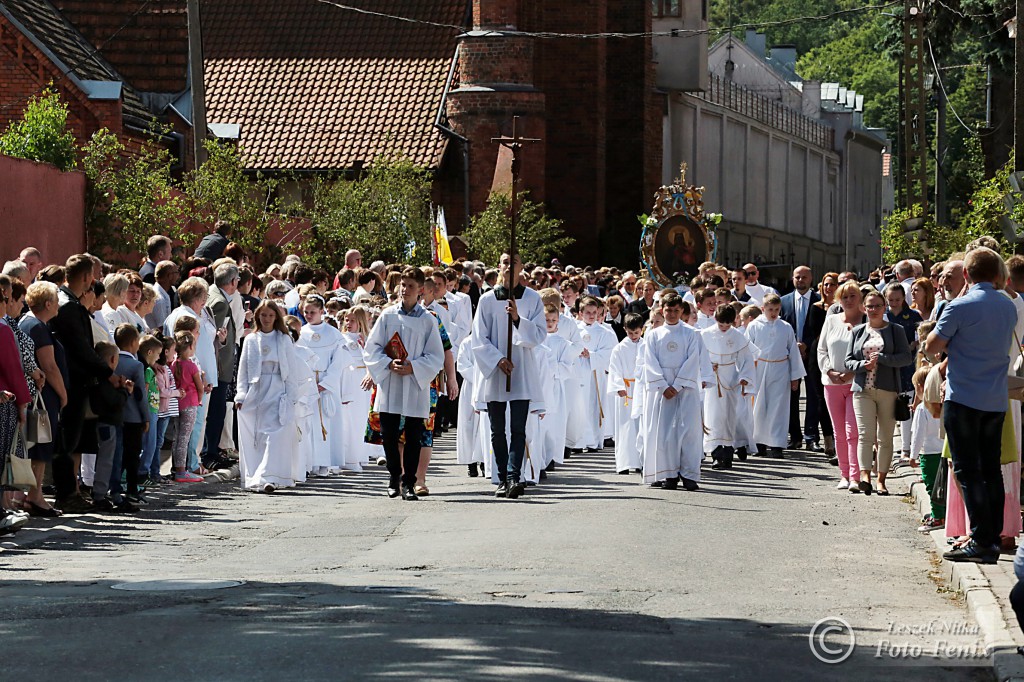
[836,478,849,489]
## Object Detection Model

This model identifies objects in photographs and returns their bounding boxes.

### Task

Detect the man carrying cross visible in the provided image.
[471,252,547,499]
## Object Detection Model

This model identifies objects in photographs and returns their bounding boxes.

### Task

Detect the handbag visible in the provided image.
[894,393,911,422]
[933,456,948,510]
[3,428,35,491]
[24,392,52,449]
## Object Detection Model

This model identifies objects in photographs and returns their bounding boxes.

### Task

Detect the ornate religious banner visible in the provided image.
[639,164,720,288]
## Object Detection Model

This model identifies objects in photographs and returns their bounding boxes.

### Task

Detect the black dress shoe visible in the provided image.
[494,481,509,498]
[755,444,768,457]
[402,488,419,501]
[467,464,479,478]
[809,441,825,453]
[736,447,748,461]
[650,481,663,488]
[545,461,556,472]
[387,487,400,499]
[507,481,526,499]
[539,470,547,480]
[617,469,630,475]
[663,477,679,490]
[769,447,784,458]
[682,478,700,491]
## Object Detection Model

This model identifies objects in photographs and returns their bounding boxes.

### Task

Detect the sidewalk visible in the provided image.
[907,473,1024,681]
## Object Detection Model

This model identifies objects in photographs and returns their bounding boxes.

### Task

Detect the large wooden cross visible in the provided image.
[492,116,540,391]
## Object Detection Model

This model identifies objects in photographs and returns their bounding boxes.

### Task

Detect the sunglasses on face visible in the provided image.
[744,271,756,278]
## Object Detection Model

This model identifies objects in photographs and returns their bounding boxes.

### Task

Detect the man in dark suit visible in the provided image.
[780,265,826,450]
[140,235,171,284]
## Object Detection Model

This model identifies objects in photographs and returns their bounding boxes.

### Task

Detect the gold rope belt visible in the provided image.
[759,358,789,363]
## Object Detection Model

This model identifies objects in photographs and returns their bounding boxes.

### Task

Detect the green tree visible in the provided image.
[81,128,187,260]
[0,89,77,171]
[462,191,574,266]
[300,155,434,269]
[182,140,295,258]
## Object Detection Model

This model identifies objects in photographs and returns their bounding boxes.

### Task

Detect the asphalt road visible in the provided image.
[0,435,995,681]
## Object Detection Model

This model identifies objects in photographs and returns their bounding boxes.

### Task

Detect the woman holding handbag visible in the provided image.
[19,282,66,516]
[0,298,31,528]
[845,290,913,495]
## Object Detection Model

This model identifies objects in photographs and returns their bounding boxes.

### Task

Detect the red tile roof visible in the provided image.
[52,0,189,94]
[1,0,152,121]
[202,0,467,171]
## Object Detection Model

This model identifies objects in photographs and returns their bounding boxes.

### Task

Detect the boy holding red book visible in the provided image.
[364,267,445,500]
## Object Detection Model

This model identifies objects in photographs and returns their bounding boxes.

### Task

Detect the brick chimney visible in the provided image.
[447,0,546,219]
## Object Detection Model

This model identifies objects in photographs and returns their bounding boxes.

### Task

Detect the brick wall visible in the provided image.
[52,0,189,93]
[0,154,86,264]
[526,0,608,267]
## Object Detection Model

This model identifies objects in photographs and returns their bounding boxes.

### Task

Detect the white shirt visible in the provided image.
[744,282,777,306]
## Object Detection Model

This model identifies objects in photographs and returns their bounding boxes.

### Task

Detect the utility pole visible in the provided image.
[187,0,208,168]
[902,0,929,217]
[1016,1,1024,172]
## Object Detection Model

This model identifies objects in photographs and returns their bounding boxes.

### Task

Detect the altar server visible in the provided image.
[745,293,805,458]
[700,305,756,469]
[607,313,645,474]
[339,306,379,470]
[639,292,707,490]
[564,296,617,452]
[472,253,548,499]
[297,294,347,477]
[539,305,576,471]
[364,267,445,501]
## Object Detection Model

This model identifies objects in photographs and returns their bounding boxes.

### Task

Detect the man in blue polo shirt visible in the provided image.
[926,246,1016,564]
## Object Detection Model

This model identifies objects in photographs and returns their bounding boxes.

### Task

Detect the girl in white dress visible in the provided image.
[340,306,380,470]
[235,302,311,492]
[297,295,346,477]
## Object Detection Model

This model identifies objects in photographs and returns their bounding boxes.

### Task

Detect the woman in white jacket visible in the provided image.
[816,282,865,492]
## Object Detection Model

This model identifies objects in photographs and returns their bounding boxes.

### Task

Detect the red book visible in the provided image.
[385,332,408,362]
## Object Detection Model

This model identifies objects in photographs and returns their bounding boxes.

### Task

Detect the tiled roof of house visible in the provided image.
[202,0,467,171]
[52,0,189,94]
[0,0,153,122]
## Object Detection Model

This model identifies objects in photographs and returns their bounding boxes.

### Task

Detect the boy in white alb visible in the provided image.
[565,296,617,452]
[700,305,756,470]
[694,288,718,330]
[539,305,576,472]
[607,313,645,474]
[363,267,446,501]
[745,293,805,458]
[455,337,485,477]
[639,292,708,491]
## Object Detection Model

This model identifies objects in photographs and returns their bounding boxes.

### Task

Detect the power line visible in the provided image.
[314,0,902,39]
[926,38,982,137]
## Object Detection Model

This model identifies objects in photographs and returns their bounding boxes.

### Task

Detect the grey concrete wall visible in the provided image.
[665,91,886,276]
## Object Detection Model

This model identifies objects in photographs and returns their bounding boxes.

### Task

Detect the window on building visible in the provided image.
[653,0,682,18]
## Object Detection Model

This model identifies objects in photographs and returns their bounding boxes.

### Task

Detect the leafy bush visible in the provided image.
[0,89,77,171]
[300,155,434,269]
[81,128,186,258]
[462,191,574,266]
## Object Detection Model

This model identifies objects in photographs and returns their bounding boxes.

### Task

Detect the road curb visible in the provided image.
[908,480,1024,681]
[0,465,240,554]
